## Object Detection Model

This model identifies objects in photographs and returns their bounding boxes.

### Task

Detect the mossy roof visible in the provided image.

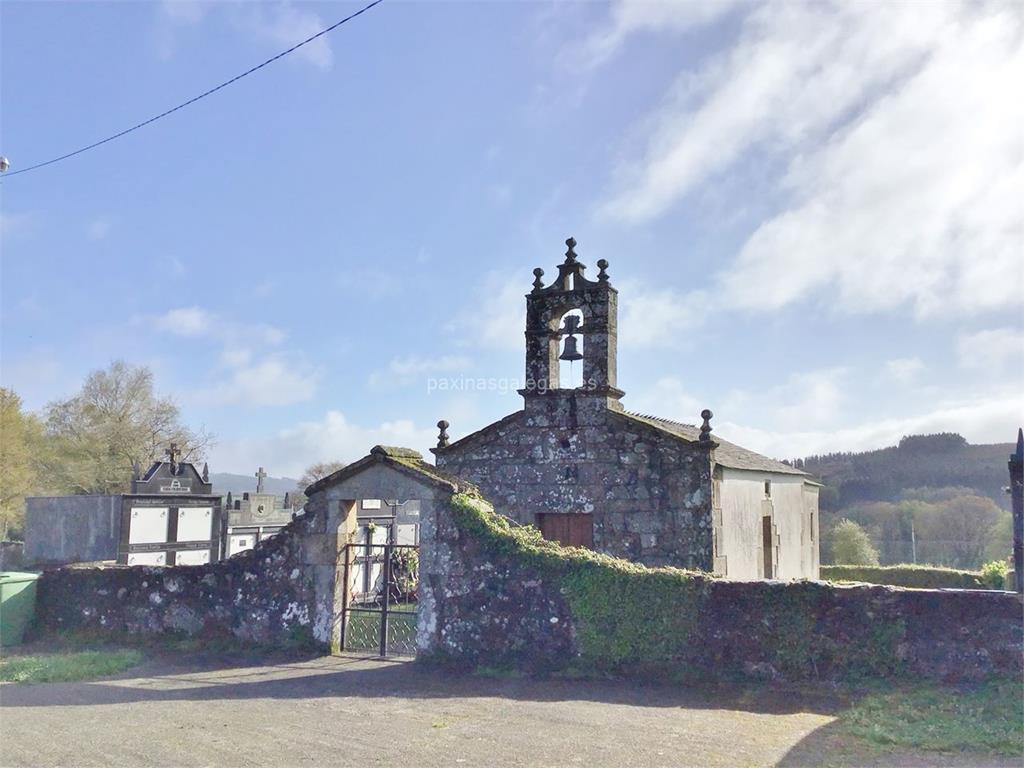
[304,445,477,496]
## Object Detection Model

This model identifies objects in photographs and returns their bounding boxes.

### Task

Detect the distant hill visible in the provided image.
[796,433,1015,511]
[210,472,299,498]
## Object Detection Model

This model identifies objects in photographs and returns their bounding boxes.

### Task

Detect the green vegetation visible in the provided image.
[0,389,45,540]
[800,432,1014,572]
[821,491,1010,571]
[839,679,1023,755]
[800,432,1012,512]
[821,564,990,589]
[0,649,143,683]
[563,565,706,671]
[447,493,909,680]
[979,560,1010,590]
[830,519,880,565]
[1,363,212,540]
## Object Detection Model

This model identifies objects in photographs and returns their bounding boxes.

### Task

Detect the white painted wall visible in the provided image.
[716,468,820,580]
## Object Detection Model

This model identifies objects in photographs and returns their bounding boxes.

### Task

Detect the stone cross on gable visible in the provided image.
[165,443,180,473]
[255,466,267,494]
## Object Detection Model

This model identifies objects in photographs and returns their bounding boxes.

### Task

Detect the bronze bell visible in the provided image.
[559,334,583,362]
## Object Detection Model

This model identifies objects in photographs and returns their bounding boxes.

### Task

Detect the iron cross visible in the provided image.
[255,466,267,493]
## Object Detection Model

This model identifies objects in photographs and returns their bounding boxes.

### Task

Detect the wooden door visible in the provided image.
[762,515,774,578]
[537,513,593,548]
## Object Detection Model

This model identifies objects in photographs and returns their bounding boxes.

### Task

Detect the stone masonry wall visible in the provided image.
[33,501,347,649]
[418,493,1024,682]
[436,394,714,569]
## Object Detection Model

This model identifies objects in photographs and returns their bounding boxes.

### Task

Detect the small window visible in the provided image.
[764,480,772,498]
[809,511,815,542]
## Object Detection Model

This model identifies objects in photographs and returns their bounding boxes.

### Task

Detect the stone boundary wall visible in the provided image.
[418,493,1024,682]
[33,500,345,649]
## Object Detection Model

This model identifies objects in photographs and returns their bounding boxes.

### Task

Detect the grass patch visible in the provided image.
[840,679,1023,755]
[0,649,143,684]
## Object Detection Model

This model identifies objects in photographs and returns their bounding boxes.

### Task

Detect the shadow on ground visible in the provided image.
[0,652,847,717]
[776,719,1021,768]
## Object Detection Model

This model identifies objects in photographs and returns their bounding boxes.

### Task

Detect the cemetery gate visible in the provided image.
[340,536,419,657]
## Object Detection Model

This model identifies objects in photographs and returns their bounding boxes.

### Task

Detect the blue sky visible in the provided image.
[2,0,1021,477]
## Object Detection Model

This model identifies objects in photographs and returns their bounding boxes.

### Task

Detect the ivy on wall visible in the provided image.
[445,493,947,681]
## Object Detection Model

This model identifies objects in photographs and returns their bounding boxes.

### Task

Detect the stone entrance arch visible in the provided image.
[303,445,466,654]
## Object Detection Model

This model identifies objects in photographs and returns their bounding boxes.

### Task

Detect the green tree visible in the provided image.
[0,389,44,539]
[983,511,1013,563]
[43,361,211,494]
[914,494,1004,569]
[830,518,880,565]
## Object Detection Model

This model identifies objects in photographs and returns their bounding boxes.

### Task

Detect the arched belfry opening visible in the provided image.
[520,237,624,407]
[557,308,585,389]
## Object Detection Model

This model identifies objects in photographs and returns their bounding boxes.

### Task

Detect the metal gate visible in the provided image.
[340,540,419,657]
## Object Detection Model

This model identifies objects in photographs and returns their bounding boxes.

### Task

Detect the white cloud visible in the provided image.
[158,1,333,70]
[447,271,526,350]
[596,1,1024,318]
[634,369,1022,460]
[211,410,437,476]
[717,387,1024,460]
[957,328,1024,373]
[232,2,333,70]
[884,357,925,385]
[208,357,319,407]
[151,306,316,407]
[628,377,705,423]
[153,306,285,347]
[368,355,474,390]
[577,0,741,69]
[618,281,709,348]
[160,0,208,26]
[155,306,213,336]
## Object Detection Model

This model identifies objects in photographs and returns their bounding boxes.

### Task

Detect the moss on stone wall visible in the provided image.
[821,564,989,590]
[442,493,1022,682]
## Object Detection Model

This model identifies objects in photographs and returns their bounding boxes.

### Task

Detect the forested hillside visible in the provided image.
[796,433,1017,570]
[795,433,1014,511]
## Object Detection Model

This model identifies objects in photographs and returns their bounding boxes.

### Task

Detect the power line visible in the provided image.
[2,0,384,179]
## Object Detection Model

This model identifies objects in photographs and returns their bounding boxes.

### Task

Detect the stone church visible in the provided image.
[433,238,820,579]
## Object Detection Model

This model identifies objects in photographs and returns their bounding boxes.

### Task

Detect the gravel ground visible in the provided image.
[0,654,1016,768]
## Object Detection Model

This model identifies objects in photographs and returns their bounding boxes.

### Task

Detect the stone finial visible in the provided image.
[436,420,450,449]
[597,259,609,282]
[202,462,209,483]
[532,267,545,291]
[131,460,141,481]
[283,491,292,509]
[699,409,713,443]
[225,491,233,509]
[565,237,578,263]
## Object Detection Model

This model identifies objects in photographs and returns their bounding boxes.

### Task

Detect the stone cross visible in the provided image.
[164,443,180,473]
[255,466,267,494]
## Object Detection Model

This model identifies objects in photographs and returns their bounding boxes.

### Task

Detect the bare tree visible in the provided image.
[42,361,213,494]
[296,460,346,497]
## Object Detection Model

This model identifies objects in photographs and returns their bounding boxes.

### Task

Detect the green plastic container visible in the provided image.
[0,571,40,647]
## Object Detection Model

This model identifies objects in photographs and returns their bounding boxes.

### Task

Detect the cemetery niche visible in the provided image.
[24,448,302,567]
[119,444,222,566]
